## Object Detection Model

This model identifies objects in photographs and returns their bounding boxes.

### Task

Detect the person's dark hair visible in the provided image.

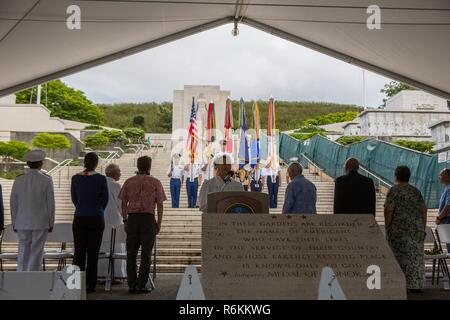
[137,156,152,174]
[441,168,450,178]
[84,152,99,172]
[27,161,43,169]
[395,165,411,183]
[345,158,359,172]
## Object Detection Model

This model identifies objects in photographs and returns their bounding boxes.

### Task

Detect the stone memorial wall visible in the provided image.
[202,214,406,299]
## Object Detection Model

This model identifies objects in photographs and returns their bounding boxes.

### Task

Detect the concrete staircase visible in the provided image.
[0,134,439,273]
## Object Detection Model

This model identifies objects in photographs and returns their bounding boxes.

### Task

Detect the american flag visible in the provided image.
[187,97,198,161]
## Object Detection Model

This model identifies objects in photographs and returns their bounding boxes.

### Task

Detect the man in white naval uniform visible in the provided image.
[10,149,55,271]
[198,153,244,213]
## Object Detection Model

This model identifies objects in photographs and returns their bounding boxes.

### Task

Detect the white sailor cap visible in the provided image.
[24,149,46,162]
[214,152,233,165]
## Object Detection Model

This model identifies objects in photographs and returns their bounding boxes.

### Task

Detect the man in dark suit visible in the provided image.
[333,158,376,215]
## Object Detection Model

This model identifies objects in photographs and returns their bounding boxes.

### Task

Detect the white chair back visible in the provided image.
[114,224,127,244]
[46,223,73,243]
[436,224,450,244]
[1,224,18,243]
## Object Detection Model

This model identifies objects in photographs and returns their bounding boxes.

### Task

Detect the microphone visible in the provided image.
[224,170,235,183]
[220,171,235,191]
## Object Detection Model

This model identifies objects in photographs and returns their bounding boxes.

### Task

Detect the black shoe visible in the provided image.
[136,287,152,294]
[128,286,137,293]
[407,289,424,293]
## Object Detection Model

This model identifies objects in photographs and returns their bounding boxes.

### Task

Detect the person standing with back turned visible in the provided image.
[119,156,166,293]
[71,152,108,293]
[333,158,376,215]
[10,149,55,271]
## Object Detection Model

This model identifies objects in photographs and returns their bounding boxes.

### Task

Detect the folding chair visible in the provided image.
[98,224,114,290]
[43,223,74,271]
[433,225,450,284]
[424,227,448,285]
[0,224,18,271]
[109,224,157,291]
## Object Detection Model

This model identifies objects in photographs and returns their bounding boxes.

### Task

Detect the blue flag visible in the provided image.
[238,98,249,169]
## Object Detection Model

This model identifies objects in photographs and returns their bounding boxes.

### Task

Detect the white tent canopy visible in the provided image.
[1,0,449,98]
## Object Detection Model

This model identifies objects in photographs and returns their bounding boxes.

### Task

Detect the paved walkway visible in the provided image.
[89,274,450,300]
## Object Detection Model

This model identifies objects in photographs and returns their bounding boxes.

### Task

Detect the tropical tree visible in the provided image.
[32,133,71,158]
[15,80,104,124]
[132,115,145,128]
[380,81,417,105]
[0,140,30,172]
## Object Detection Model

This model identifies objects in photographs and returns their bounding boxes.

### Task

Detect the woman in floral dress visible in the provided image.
[384,166,427,292]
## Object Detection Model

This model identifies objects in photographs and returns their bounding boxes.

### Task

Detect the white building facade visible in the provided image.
[344,90,450,141]
[430,120,450,151]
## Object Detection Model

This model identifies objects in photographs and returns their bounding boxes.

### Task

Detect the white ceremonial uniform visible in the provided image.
[99,177,126,278]
[167,164,184,179]
[10,169,55,271]
[198,176,244,213]
[183,164,201,179]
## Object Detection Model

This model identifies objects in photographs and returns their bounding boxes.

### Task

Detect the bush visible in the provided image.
[0,140,30,173]
[393,140,435,153]
[336,136,366,145]
[84,133,110,149]
[0,141,30,161]
[0,169,24,180]
[100,130,128,145]
[303,111,359,126]
[290,132,326,141]
[32,133,71,149]
[84,125,103,130]
[32,133,71,159]
[123,127,145,144]
[294,125,325,133]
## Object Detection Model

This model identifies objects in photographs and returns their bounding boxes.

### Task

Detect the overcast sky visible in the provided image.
[63,24,392,108]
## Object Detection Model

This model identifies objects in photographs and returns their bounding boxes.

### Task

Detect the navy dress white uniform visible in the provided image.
[168,154,184,208]
[184,164,201,208]
[250,165,263,192]
[263,166,281,208]
[10,150,55,271]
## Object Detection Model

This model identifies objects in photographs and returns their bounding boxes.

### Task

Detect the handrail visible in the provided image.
[47,159,73,176]
[47,158,75,188]
[300,153,324,181]
[359,165,393,189]
[98,150,120,174]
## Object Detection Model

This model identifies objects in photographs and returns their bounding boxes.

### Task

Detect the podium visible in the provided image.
[206,191,269,214]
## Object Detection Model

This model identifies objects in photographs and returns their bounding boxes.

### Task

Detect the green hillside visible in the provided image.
[101,101,362,133]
